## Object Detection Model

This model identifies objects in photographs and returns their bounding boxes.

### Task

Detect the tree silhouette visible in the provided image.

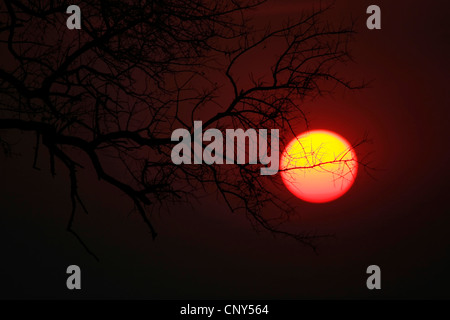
[0,0,365,259]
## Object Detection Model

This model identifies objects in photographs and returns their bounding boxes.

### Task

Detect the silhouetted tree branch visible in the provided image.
[0,0,367,258]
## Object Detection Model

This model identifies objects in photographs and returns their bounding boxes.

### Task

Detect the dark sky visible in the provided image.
[1,0,450,299]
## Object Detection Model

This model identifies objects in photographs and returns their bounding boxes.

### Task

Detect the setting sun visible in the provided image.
[280,130,358,203]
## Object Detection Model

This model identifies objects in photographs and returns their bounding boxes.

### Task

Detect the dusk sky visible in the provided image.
[1,0,449,299]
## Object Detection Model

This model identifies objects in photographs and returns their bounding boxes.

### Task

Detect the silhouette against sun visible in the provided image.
[280,130,358,203]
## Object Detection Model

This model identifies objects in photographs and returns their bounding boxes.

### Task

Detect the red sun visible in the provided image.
[280,130,358,203]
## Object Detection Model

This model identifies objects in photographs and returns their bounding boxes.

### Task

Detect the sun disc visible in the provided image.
[280,130,358,203]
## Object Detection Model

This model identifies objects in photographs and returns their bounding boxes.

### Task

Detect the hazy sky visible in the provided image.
[1,0,449,299]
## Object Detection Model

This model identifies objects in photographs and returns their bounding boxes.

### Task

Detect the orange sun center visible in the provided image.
[280,130,358,203]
